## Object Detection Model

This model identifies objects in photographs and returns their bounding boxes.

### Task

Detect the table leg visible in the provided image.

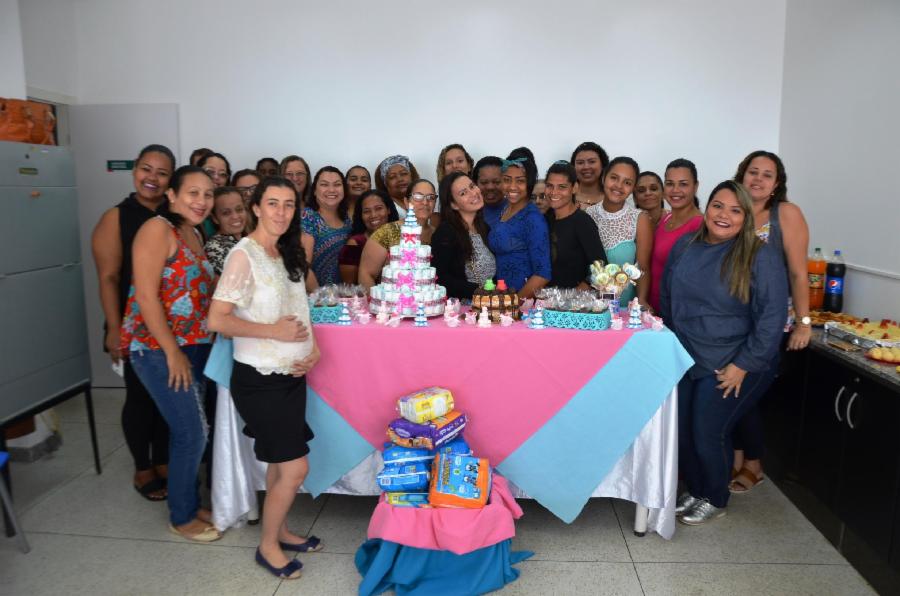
[83,385,103,474]
[633,504,648,537]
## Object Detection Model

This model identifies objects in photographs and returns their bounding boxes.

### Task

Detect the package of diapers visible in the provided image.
[428,454,491,509]
[385,492,432,508]
[397,387,454,423]
[376,462,430,492]
[387,411,467,450]
[432,436,472,457]
[382,444,434,466]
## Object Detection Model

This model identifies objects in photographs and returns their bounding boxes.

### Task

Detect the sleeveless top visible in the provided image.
[116,194,158,314]
[586,202,642,302]
[756,202,793,331]
[213,237,314,375]
[121,217,215,352]
[649,212,703,311]
[338,232,369,268]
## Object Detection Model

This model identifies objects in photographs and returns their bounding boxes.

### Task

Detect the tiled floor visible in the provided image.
[0,389,877,595]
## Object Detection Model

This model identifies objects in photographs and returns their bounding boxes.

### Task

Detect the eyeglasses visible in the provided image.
[410,193,437,202]
[531,193,546,202]
[284,172,307,180]
[203,168,228,180]
[237,185,257,196]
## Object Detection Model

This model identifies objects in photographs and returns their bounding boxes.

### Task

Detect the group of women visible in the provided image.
[90,139,811,579]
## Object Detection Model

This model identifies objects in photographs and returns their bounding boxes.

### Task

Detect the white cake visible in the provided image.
[369,210,446,317]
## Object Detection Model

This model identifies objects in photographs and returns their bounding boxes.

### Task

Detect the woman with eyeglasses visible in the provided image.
[373,155,421,221]
[485,154,550,299]
[543,162,606,290]
[358,179,437,290]
[300,167,352,286]
[432,172,496,300]
[231,169,261,204]
[280,155,311,207]
[531,179,549,214]
[198,152,232,238]
[585,156,652,305]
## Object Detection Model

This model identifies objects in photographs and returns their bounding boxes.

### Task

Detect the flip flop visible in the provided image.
[729,467,765,494]
[279,535,323,553]
[133,477,167,501]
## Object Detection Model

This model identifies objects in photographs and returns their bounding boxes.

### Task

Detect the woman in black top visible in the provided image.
[90,144,176,501]
[432,172,496,300]
[544,161,606,289]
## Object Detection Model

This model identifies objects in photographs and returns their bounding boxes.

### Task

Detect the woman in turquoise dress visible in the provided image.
[301,166,352,285]
[586,156,652,305]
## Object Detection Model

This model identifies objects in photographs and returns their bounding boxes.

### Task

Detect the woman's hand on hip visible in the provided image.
[166,349,193,392]
[715,363,747,398]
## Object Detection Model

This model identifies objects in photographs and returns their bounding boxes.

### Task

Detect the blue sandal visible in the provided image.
[279,535,323,553]
[255,549,303,579]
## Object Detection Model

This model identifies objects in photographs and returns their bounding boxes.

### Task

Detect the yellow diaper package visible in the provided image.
[397,387,454,424]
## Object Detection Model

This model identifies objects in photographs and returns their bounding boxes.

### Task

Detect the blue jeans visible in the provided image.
[678,367,776,508]
[130,344,211,526]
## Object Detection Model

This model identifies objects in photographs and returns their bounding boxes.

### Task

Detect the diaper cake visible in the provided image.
[369,208,447,317]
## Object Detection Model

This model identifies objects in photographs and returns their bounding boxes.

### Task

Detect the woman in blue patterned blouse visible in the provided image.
[485,155,551,299]
[301,166,352,285]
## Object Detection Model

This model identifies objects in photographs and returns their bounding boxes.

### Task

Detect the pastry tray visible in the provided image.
[824,322,900,349]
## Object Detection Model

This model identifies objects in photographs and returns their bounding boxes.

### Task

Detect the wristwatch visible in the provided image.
[799,316,812,327]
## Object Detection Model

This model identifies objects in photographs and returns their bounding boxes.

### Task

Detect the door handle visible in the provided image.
[834,386,846,421]
[846,392,859,429]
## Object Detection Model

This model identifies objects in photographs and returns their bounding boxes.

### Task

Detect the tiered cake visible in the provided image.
[369,209,446,317]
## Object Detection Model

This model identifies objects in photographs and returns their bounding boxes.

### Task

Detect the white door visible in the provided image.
[69,104,180,387]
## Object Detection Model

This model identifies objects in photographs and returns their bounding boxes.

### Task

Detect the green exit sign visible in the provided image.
[107,160,135,172]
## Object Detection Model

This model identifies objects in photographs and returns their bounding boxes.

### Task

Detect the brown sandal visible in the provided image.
[729,467,765,494]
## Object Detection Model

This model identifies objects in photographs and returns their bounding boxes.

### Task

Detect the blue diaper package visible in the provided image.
[383,444,434,466]
[385,492,432,508]
[377,462,430,492]
[433,436,472,457]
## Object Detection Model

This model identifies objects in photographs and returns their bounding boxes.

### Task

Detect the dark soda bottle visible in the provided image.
[823,250,846,313]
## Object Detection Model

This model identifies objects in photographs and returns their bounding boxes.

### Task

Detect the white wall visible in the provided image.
[780,0,900,319]
[0,0,27,98]
[18,0,78,102]
[59,0,784,196]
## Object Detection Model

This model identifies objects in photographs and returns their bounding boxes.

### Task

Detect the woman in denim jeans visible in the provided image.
[121,165,220,542]
[209,177,322,580]
[659,180,788,525]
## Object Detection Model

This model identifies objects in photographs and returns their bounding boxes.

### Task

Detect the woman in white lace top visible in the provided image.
[208,177,322,580]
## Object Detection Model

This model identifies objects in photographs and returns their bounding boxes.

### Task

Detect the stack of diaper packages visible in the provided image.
[376,387,492,510]
[377,387,467,508]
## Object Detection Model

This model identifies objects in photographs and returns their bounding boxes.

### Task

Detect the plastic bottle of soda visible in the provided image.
[823,250,846,313]
[807,247,826,310]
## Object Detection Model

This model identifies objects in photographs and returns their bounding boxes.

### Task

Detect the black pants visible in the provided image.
[122,360,169,470]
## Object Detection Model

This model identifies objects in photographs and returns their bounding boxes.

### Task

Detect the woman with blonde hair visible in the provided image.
[660,181,787,525]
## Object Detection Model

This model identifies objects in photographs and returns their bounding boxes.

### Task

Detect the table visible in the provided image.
[210,322,692,538]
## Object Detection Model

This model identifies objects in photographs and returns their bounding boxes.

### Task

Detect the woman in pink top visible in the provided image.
[649,159,703,312]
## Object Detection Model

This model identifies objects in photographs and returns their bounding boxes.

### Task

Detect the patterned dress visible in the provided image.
[302,208,351,285]
[586,202,642,303]
[121,217,215,352]
[487,202,551,292]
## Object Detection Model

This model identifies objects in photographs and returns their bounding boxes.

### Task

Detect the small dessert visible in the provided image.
[472,279,520,323]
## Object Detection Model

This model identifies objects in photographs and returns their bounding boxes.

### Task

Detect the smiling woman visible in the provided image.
[121,165,220,543]
[300,166,352,285]
[659,180,788,526]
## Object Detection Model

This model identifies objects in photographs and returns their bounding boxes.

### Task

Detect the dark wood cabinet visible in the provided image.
[764,342,900,595]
